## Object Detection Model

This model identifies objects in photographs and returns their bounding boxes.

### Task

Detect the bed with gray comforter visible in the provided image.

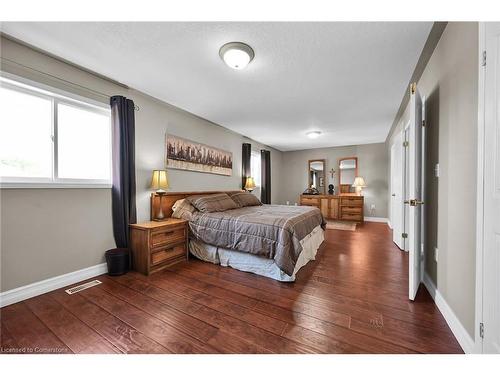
[188,204,325,276]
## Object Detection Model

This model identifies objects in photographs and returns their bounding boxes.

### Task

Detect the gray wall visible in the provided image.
[386,22,478,336]
[0,36,283,291]
[130,88,283,222]
[280,143,389,218]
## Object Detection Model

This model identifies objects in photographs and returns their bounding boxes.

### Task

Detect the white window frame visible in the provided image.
[250,150,261,188]
[0,73,112,189]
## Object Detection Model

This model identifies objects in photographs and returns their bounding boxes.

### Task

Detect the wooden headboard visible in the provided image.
[150,190,244,220]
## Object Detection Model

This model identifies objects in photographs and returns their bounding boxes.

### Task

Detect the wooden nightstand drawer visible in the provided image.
[151,244,185,266]
[341,198,363,206]
[130,218,188,275]
[151,227,185,248]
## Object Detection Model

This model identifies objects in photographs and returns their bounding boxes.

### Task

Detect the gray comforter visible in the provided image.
[188,204,325,276]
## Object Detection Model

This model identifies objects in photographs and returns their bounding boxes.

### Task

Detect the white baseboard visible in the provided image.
[0,263,108,308]
[364,216,389,223]
[423,273,475,353]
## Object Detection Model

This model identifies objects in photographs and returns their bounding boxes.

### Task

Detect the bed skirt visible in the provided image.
[188,225,324,282]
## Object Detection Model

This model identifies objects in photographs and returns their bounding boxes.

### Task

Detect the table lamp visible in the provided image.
[244,177,256,192]
[150,170,169,221]
[352,176,367,196]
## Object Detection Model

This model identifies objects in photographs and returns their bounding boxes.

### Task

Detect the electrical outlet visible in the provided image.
[434,247,439,262]
[370,204,376,210]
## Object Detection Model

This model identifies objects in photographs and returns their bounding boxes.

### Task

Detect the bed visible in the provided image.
[153,191,325,282]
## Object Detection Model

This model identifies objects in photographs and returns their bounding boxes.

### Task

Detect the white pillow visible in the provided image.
[172,198,185,212]
[171,198,196,220]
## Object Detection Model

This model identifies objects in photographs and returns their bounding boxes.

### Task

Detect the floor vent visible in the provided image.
[65,280,102,295]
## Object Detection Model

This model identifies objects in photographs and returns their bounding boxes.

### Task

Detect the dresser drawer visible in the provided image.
[341,206,363,214]
[341,198,363,207]
[151,244,185,266]
[341,213,363,221]
[151,226,185,248]
[301,197,320,206]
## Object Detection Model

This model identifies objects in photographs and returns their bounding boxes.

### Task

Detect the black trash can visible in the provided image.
[105,248,130,276]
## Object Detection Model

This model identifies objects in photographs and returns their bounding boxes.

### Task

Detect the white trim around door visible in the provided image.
[474,21,486,355]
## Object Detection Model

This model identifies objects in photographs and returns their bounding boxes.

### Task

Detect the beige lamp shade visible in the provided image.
[352,176,367,188]
[244,177,256,191]
[352,176,366,196]
[150,170,169,192]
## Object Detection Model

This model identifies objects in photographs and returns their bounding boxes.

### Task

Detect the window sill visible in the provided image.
[0,182,112,189]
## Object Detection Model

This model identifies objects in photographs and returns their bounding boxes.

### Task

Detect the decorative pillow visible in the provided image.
[186,193,239,213]
[171,198,196,220]
[228,191,263,207]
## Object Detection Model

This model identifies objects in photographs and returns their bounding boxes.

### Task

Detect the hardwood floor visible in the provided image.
[0,223,463,354]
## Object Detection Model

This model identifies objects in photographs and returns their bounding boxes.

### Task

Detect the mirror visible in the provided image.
[338,157,358,193]
[308,159,326,194]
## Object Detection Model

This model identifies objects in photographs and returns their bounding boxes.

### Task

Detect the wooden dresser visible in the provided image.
[129,218,188,275]
[300,194,364,222]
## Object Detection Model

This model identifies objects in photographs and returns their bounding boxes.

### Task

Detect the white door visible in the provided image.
[408,83,424,301]
[482,22,500,353]
[391,131,404,249]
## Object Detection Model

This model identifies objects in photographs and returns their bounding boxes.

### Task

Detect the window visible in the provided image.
[250,151,261,188]
[0,76,111,187]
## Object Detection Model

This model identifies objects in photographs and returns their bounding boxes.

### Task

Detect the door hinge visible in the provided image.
[410,82,417,94]
[480,322,484,338]
[403,141,409,147]
[402,233,408,239]
[482,51,487,67]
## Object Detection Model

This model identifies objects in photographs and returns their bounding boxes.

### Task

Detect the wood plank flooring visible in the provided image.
[0,223,463,354]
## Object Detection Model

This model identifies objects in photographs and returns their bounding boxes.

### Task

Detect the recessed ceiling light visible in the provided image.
[307,131,322,139]
[219,42,255,70]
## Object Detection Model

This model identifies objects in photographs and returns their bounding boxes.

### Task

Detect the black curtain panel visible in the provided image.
[261,150,271,204]
[242,143,251,189]
[110,96,137,249]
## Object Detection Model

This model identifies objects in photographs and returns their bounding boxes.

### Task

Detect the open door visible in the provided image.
[407,83,424,301]
[482,22,500,353]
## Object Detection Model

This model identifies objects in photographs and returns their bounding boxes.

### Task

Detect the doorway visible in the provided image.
[390,131,405,250]
[390,123,410,252]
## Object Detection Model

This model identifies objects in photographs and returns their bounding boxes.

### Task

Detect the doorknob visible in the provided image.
[407,199,424,206]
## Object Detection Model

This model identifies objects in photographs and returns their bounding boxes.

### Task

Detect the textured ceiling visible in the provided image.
[1,22,432,151]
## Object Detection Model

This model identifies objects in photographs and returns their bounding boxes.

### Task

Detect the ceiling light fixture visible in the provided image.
[219,42,255,70]
[307,131,322,139]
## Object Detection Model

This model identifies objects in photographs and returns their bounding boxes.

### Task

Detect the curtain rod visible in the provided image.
[0,56,140,111]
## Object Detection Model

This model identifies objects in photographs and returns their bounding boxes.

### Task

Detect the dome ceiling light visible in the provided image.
[219,42,255,70]
[307,131,322,139]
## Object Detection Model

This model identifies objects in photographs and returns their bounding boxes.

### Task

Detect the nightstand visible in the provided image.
[129,218,188,275]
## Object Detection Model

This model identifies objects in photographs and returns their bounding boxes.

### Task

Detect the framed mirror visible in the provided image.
[338,157,358,193]
[308,159,326,194]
